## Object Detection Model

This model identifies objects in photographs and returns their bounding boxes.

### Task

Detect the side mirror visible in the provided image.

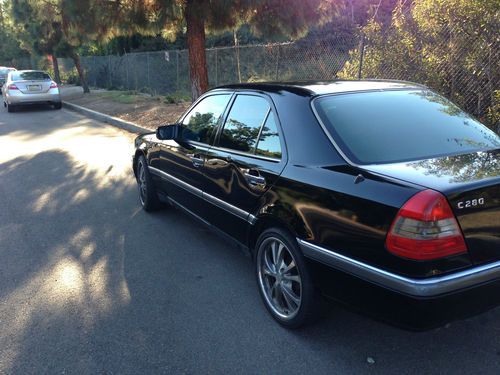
[156,124,181,140]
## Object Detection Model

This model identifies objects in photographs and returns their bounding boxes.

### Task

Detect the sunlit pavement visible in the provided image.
[1,105,499,374]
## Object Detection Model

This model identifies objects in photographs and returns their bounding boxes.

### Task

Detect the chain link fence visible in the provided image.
[57,22,498,131]
[57,33,358,96]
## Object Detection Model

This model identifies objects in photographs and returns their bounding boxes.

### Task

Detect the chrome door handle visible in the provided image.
[244,172,266,187]
[191,156,204,167]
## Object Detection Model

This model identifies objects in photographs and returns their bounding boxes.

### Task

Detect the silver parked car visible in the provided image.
[2,70,62,112]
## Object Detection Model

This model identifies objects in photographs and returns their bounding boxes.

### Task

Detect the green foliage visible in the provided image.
[99,91,139,104]
[486,91,500,133]
[0,1,31,65]
[338,0,499,130]
[163,93,190,104]
[64,68,81,85]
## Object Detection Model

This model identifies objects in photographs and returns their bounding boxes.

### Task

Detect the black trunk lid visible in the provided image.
[362,149,500,264]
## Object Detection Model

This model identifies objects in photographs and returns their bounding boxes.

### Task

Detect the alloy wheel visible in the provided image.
[257,237,302,320]
[138,163,147,205]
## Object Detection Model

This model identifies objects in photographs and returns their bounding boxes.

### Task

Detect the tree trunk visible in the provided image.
[51,54,61,84]
[71,52,90,93]
[185,0,208,101]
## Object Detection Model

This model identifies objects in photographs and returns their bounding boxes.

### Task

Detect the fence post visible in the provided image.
[146,52,151,91]
[124,51,129,91]
[275,45,281,80]
[358,33,365,80]
[215,48,218,86]
[93,55,97,88]
[108,55,112,88]
[176,50,179,92]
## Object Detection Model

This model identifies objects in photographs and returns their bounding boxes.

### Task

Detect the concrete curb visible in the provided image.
[63,101,152,134]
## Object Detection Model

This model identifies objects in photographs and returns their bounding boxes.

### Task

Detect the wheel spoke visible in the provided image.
[263,258,276,277]
[283,273,301,283]
[276,243,285,271]
[281,283,300,307]
[271,241,279,266]
[270,280,280,299]
[264,251,277,274]
[282,259,296,274]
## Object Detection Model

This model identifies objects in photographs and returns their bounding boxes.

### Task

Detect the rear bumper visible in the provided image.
[6,90,61,105]
[298,239,500,329]
[298,239,500,298]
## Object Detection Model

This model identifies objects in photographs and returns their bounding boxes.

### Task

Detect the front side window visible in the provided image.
[219,95,271,153]
[182,94,231,144]
[314,90,500,164]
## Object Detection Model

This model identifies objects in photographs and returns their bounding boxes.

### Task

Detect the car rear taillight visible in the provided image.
[8,84,18,90]
[50,82,58,88]
[385,189,467,260]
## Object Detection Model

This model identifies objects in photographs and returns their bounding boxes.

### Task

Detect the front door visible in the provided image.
[153,93,233,216]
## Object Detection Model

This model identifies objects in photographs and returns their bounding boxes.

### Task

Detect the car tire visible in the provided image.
[255,228,320,328]
[53,102,62,110]
[136,155,161,211]
[7,103,16,113]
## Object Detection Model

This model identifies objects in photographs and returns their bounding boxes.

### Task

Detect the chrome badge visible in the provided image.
[457,198,485,209]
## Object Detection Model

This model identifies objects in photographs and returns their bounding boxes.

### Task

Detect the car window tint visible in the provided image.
[11,71,51,81]
[182,94,231,144]
[256,113,282,159]
[314,90,500,164]
[219,95,270,153]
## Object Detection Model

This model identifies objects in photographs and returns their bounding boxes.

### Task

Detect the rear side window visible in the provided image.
[219,95,271,153]
[182,94,231,144]
[11,71,51,81]
[256,113,282,158]
[314,90,500,164]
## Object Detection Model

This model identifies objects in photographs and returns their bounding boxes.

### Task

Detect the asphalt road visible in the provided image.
[1,104,499,375]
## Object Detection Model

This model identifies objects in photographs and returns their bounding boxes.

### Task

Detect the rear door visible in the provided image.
[202,93,287,242]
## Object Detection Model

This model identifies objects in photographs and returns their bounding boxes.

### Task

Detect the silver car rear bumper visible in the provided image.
[6,90,61,105]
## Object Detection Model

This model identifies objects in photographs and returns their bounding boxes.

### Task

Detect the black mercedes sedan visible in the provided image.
[132,81,500,329]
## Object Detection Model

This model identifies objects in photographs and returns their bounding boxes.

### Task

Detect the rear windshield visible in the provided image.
[313,90,500,164]
[11,71,51,81]
[0,68,14,75]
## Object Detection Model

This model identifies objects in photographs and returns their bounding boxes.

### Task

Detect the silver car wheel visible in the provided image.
[138,162,147,205]
[257,237,302,319]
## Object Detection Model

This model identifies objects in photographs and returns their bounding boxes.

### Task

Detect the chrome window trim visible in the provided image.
[208,145,281,163]
[149,166,256,225]
[297,239,500,297]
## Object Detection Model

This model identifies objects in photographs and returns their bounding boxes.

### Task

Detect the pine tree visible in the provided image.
[119,0,333,100]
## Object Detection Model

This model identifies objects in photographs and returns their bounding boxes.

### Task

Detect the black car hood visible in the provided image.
[360,149,500,194]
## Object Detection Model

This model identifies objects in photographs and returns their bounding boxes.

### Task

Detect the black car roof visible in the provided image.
[216,80,425,96]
